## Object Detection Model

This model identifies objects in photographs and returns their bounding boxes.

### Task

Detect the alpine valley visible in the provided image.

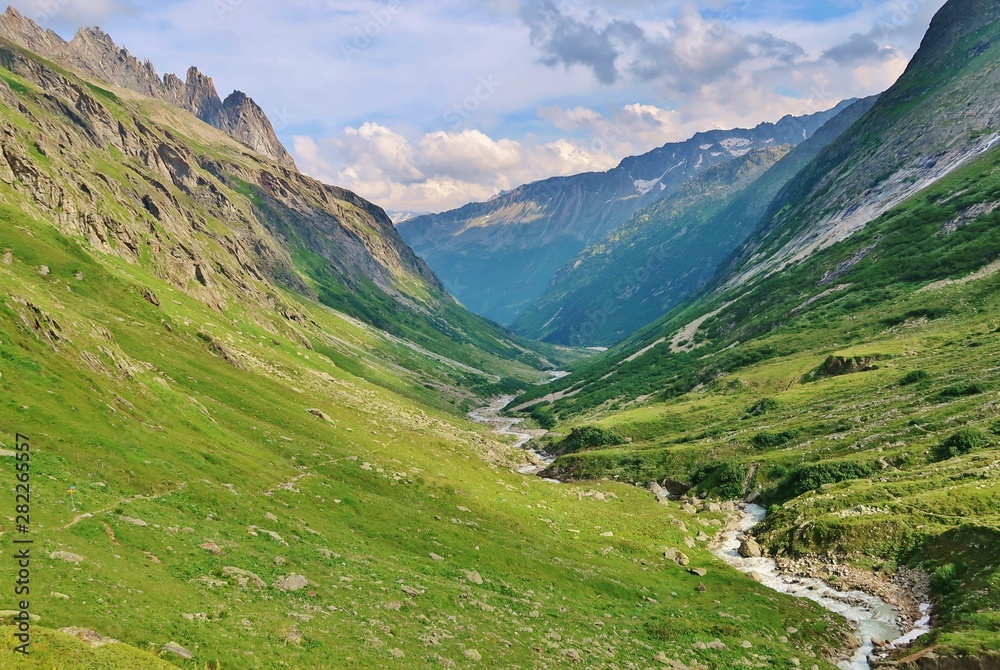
[0,1,997,670]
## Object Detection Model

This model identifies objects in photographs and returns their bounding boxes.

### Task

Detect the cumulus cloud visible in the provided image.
[293,124,618,213]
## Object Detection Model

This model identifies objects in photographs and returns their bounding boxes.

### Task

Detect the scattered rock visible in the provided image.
[740,641,753,649]
[162,642,194,660]
[429,553,445,561]
[307,408,331,421]
[38,265,49,276]
[749,571,765,583]
[663,548,690,567]
[274,574,309,592]
[265,512,279,522]
[200,541,221,555]
[697,582,707,593]
[2,251,11,265]
[682,504,698,514]
[695,639,726,650]
[50,592,70,600]
[390,648,405,659]
[401,585,424,597]
[50,551,84,564]
[564,648,582,662]
[696,532,710,542]
[464,570,483,585]
[463,649,482,661]
[600,531,614,537]
[284,626,303,645]
[120,516,148,527]
[689,568,708,577]
[274,556,286,566]
[653,651,689,668]
[223,567,265,590]
[60,627,117,647]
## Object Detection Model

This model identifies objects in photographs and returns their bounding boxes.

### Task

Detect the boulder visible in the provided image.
[274,574,308,592]
[739,538,764,559]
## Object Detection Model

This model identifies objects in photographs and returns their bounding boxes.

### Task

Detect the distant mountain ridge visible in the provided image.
[397,102,855,325]
[0,6,295,168]
[515,96,880,345]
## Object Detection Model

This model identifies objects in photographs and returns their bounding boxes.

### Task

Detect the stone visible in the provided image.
[463,649,482,661]
[274,574,308,592]
[464,570,483,585]
[663,548,690,567]
[59,627,117,647]
[120,516,147,527]
[740,641,753,649]
[429,553,445,561]
[401,585,424,597]
[284,626,303,645]
[50,551,84,564]
[682,504,698,514]
[265,512,279,522]
[696,532,710,542]
[274,556,286,565]
[200,541,222,555]
[563,648,582,662]
[223,567,265,590]
[307,408,331,421]
[162,642,194,660]
[739,538,764,559]
[697,582,707,593]
[749,571,765,583]
[689,568,707,577]
[38,265,49,276]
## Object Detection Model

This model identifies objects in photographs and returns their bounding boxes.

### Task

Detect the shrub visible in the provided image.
[744,397,779,418]
[530,405,557,430]
[767,460,878,504]
[991,421,1000,437]
[554,426,624,455]
[751,430,799,449]
[931,563,960,594]
[934,383,986,401]
[899,369,931,386]
[932,428,991,461]
[691,461,750,500]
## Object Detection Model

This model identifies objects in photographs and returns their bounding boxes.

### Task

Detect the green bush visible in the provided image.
[744,397,779,418]
[933,428,991,461]
[899,369,931,386]
[530,405,557,430]
[751,430,800,449]
[691,461,750,500]
[991,421,1000,437]
[931,563,960,594]
[768,460,878,504]
[934,383,987,401]
[554,425,624,455]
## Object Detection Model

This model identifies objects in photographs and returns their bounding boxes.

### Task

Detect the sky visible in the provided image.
[15,0,948,213]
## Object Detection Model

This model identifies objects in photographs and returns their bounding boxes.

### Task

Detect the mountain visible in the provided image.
[0,6,295,168]
[509,0,1000,661]
[515,96,879,346]
[0,26,557,405]
[0,19,869,670]
[397,103,855,325]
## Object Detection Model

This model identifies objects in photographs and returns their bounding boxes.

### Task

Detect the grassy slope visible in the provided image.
[0,198,851,669]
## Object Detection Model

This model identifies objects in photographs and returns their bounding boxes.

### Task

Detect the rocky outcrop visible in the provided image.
[880,650,1000,670]
[0,7,295,168]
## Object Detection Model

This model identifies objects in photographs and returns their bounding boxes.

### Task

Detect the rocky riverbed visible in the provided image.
[711,503,932,670]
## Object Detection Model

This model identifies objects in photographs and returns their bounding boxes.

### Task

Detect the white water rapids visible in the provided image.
[711,504,932,669]
[468,391,932,669]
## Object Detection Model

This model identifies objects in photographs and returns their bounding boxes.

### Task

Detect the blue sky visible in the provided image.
[15,0,947,212]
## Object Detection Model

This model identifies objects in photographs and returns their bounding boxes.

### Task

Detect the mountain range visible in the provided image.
[397,102,854,326]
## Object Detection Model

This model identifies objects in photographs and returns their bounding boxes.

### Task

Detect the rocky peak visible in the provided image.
[0,6,296,169]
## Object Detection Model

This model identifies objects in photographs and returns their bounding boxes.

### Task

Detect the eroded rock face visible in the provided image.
[0,7,295,168]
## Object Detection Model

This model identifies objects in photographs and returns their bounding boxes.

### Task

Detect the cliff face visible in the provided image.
[0,6,296,168]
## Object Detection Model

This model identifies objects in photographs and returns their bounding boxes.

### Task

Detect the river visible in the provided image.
[711,504,932,670]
